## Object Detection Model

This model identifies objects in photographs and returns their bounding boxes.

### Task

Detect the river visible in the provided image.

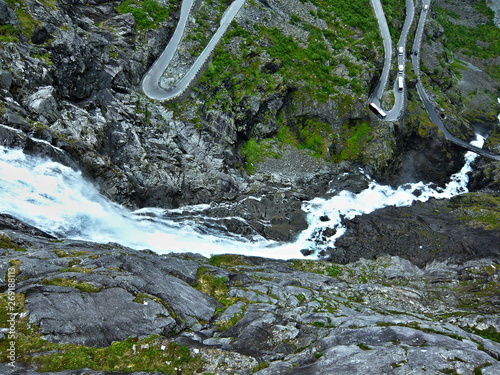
[0,134,485,259]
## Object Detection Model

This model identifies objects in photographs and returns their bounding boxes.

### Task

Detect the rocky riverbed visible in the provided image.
[0,216,499,374]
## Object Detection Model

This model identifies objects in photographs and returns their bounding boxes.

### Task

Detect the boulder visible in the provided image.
[26,86,59,124]
[0,69,13,90]
[25,285,177,346]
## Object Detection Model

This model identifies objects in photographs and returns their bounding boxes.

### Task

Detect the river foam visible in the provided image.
[0,135,484,259]
[294,134,484,254]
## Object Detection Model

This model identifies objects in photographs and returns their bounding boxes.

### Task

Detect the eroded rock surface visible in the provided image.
[0,220,498,374]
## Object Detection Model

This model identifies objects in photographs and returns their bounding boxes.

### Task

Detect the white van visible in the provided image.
[398,64,404,72]
[424,4,428,10]
[398,46,404,55]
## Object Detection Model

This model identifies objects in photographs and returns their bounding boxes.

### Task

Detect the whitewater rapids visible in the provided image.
[0,135,484,259]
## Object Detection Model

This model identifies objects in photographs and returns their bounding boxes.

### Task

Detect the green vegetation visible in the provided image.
[240,138,280,173]
[308,0,378,33]
[197,0,381,104]
[452,193,500,230]
[435,0,500,59]
[332,120,373,162]
[240,110,376,168]
[53,249,89,257]
[207,254,250,268]
[240,113,350,171]
[381,0,406,44]
[195,267,232,304]
[183,0,228,57]
[252,361,269,372]
[116,0,175,30]
[289,259,347,278]
[215,309,245,331]
[295,118,333,159]
[449,59,468,80]
[357,343,372,350]
[0,24,18,42]
[59,266,94,273]
[469,326,500,344]
[33,52,52,65]
[41,278,101,293]
[0,233,26,251]
[0,292,202,373]
[32,338,201,373]
[326,265,343,278]
[3,0,44,39]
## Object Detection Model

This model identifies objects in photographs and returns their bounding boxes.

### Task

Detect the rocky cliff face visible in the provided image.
[0,0,499,242]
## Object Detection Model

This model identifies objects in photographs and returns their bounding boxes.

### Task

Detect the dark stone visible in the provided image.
[0,214,56,239]
[261,59,282,74]
[329,194,500,266]
[31,27,51,44]
[0,69,12,90]
[300,248,313,256]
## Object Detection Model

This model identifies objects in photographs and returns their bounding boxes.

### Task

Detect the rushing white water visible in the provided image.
[294,135,484,253]
[0,146,281,257]
[0,135,484,259]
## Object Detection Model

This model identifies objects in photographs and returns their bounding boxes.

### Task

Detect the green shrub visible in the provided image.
[0,24,18,42]
[240,138,280,172]
[116,0,174,30]
[332,120,373,162]
[41,278,101,293]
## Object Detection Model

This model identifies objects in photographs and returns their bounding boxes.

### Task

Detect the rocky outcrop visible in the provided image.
[0,0,18,26]
[0,221,499,374]
[329,193,500,266]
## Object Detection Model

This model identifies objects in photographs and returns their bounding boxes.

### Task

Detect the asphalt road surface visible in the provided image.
[142,0,246,100]
[372,0,500,160]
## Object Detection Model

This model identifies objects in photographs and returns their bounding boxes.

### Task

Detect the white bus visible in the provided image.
[398,76,404,90]
[369,102,387,118]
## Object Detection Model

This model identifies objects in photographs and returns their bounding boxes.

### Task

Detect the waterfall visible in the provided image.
[294,135,484,254]
[0,135,484,259]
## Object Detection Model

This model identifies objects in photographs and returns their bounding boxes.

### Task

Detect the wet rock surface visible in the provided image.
[0,220,499,374]
[330,193,500,266]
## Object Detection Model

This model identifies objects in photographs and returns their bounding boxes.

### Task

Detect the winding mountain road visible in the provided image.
[141,0,246,100]
[370,0,414,121]
[371,0,500,160]
[369,0,392,106]
[142,0,499,160]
